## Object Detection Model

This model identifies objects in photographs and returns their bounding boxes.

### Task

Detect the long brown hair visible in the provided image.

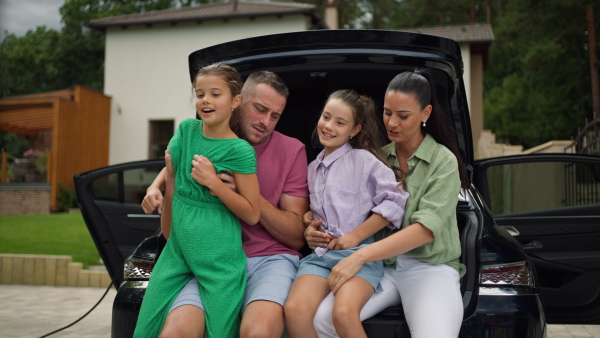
[321,89,406,185]
[386,70,469,189]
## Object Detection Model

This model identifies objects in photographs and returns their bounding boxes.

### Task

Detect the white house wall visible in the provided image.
[105,15,309,165]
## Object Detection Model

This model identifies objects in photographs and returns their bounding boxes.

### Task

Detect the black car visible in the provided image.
[74,30,600,337]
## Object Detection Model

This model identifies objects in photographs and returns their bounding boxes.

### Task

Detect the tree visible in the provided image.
[383,0,491,28]
[0,0,204,98]
[0,27,61,97]
[483,0,598,148]
[2,0,597,150]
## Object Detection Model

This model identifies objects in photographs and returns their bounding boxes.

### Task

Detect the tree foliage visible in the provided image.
[483,0,597,148]
[301,0,598,148]
[0,27,61,97]
[0,0,209,98]
[1,0,598,149]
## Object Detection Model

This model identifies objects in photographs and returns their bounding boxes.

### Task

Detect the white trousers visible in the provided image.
[313,255,463,338]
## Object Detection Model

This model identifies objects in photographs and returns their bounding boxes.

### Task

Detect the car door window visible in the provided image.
[91,167,163,205]
[485,160,600,216]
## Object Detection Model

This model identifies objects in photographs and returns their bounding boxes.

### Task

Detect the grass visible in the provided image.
[0,212,101,268]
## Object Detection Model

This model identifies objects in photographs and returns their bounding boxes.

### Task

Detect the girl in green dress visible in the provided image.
[134,64,260,338]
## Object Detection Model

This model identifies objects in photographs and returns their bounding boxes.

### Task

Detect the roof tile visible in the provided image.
[403,23,494,43]
[89,1,317,28]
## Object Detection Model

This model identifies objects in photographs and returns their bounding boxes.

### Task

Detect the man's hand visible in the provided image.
[215,171,237,194]
[140,149,172,214]
[142,187,164,214]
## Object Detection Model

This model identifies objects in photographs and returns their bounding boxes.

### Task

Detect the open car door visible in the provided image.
[74,160,164,287]
[473,153,600,324]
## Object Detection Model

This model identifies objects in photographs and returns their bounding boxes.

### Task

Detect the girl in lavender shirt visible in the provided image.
[284,89,409,337]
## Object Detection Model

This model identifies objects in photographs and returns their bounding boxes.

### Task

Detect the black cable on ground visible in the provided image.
[39,281,114,338]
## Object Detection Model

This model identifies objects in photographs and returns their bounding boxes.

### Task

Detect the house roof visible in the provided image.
[0,86,108,136]
[0,89,73,136]
[403,23,494,44]
[88,0,323,32]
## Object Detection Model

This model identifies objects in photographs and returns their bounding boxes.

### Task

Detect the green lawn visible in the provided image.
[0,213,101,268]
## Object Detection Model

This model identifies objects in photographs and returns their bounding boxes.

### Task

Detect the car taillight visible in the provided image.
[123,256,155,279]
[481,261,533,286]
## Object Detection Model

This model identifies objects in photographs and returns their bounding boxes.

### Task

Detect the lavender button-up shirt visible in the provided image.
[309,143,409,256]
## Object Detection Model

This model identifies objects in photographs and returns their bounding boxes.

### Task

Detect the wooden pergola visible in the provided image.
[0,86,111,211]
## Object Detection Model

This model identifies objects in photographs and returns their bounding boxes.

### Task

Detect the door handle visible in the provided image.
[127,214,160,218]
[501,225,520,237]
[521,240,543,250]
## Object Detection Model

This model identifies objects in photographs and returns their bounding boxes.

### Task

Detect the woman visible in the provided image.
[305,70,469,338]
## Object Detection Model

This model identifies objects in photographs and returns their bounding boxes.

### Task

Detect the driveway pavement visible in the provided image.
[1,284,115,337]
[0,284,598,337]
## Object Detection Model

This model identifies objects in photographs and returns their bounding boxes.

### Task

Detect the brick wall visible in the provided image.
[0,254,111,288]
[0,183,50,215]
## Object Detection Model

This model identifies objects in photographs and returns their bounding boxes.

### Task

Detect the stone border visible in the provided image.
[0,254,111,288]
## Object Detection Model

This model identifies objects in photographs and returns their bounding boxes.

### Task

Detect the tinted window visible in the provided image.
[149,120,174,159]
[486,161,600,216]
[91,166,163,204]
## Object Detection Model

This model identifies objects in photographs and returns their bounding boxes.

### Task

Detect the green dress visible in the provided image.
[134,118,256,338]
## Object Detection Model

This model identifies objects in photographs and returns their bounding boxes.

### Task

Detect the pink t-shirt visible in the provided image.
[241,131,309,258]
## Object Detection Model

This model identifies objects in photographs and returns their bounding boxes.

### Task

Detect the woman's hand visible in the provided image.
[191,155,218,188]
[328,252,366,295]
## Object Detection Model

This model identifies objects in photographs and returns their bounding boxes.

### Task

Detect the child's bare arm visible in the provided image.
[208,172,260,225]
[160,150,175,239]
[329,213,390,250]
[191,155,260,225]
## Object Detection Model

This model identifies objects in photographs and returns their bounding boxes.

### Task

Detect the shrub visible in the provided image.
[57,183,78,211]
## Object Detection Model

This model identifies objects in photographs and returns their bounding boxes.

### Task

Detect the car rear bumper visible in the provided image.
[112,283,547,338]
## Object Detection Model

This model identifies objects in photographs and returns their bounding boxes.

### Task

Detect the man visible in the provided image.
[141,71,309,337]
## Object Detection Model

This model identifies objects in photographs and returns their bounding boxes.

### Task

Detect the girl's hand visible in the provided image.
[304,218,334,250]
[328,253,365,295]
[328,232,360,250]
[303,210,315,225]
[191,155,218,188]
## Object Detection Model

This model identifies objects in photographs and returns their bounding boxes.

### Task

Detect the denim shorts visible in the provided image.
[242,254,299,309]
[168,254,300,313]
[296,244,383,292]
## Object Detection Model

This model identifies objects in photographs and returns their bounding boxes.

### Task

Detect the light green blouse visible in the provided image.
[377,134,466,277]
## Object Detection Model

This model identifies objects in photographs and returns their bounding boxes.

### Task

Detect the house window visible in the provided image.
[149,120,174,159]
